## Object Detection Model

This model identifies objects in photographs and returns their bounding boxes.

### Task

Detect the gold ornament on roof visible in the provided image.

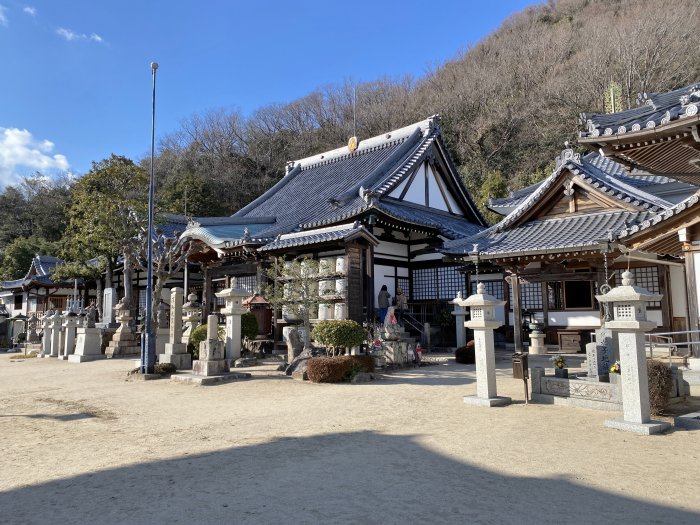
[347,136,358,152]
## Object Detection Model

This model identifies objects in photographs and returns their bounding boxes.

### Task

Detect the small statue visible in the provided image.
[85,304,97,328]
[383,306,400,341]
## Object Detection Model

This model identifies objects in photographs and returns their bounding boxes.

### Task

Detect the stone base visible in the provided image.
[674,412,700,430]
[531,393,621,411]
[105,343,140,358]
[164,342,187,354]
[159,352,192,370]
[463,395,512,407]
[604,417,671,435]
[192,359,229,376]
[170,371,251,385]
[68,353,106,363]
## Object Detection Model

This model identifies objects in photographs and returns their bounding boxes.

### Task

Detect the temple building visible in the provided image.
[179,116,486,339]
[443,81,700,357]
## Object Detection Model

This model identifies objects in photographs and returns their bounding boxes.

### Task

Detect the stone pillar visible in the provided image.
[160,287,191,369]
[49,312,62,357]
[451,292,467,348]
[40,313,53,357]
[192,314,230,376]
[529,330,547,355]
[216,279,248,361]
[596,270,671,435]
[61,315,78,360]
[182,292,202,346]
[458,283,511,407]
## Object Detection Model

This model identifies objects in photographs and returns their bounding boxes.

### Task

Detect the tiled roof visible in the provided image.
[0,255,65,290]
[444,210,651,256]
[258,222,378,252]
[618,191,700,240]
[580,81,700,139]
[182,116,485,250]
[490,152,672,235]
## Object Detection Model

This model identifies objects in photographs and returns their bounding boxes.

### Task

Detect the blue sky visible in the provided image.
[0,0,537,187]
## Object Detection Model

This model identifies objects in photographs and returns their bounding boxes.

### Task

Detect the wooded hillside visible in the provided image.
[152,0,700,218]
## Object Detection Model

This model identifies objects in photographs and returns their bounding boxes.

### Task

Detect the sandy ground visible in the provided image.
[0,353,699,525]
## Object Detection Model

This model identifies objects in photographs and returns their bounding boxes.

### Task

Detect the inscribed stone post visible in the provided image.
[61,315,78,360]
[160,287,191,369]
[191,314,229,376]
[458,283,511,407]
[596,271,670,435]
[40,313,52,357]
[102,288,117,325]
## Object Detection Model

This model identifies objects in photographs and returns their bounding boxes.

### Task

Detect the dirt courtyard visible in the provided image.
[0,354,698,525]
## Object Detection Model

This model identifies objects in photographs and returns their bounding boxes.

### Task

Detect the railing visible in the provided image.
[402,311,424,337]
[645,330,700,367]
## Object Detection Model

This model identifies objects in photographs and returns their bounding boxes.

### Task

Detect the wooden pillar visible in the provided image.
[660,265,672,331]
[510,272,523,352]
[683,247,700,357]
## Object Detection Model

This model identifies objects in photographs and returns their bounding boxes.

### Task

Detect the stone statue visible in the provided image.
[383,306,400,340]
[85,304,97,329]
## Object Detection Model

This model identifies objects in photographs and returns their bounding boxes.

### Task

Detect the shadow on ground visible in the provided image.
[0,413,97,422]
[1,431,697,524]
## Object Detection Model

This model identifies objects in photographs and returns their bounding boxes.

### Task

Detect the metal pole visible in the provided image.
[141,61,158,374]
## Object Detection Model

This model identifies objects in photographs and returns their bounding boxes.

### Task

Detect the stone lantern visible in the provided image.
[216,278,249,361]
[451,291,467,349]
[459,282,511,407]
[595,270,670,434]
[182,292,202,346]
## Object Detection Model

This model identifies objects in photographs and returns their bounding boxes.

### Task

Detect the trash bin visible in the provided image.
[512,352,529,379]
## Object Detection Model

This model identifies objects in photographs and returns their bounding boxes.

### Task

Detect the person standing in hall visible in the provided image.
[395,287,407,325]
[378,285,390,323]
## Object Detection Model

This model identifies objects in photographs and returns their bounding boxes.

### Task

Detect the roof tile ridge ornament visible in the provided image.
[555,142,581,169]
[186,217,201,229]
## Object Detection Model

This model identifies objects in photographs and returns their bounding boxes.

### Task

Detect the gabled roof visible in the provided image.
[580,81,700,139]
[0,255,66,291]
[258,222,378,253]
[443,151,678,258]
[182,116,485,251]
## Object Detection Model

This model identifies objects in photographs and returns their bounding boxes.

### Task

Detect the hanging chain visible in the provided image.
[600,247,612,321]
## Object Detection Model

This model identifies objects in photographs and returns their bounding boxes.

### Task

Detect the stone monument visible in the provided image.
[101,287,118,327]
[160,287,191,370]
[585,327,616,381]
[596,270,670,435]
[70,304,104,363]
[216,280,248,361]
[105,297,140,357]
[459,282,511,407]
[27,313,40,344]
[528,323,547,355]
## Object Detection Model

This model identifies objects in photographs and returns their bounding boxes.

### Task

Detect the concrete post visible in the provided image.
[451,292,467,348]
[458,283,511,407]
[596,270,671,435]
[216,279,248,361]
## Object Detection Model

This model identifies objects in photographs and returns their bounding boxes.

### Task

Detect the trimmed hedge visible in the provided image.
[187,323,225,359]
[306,355,375,383]
[455,342,476,364]
[242,311,259,340]
[311,320,367,355]
[647,359,673,415]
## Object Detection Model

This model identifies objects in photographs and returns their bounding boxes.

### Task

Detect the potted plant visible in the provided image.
[551,355,568,378]
[609,360,621,384]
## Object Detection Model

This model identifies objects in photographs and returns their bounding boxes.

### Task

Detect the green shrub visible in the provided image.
[242,311,258,340]
[306,355,374,383]
[187,323,225,359]
[647,360,673,416]
[455,343,475,364]
[154,362,177,375]
[311,320,367,356]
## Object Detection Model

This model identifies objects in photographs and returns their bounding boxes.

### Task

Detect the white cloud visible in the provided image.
[0,5,8,26]
[0,127,70,188]
[23,6,36,16]
[56,27,104,43]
